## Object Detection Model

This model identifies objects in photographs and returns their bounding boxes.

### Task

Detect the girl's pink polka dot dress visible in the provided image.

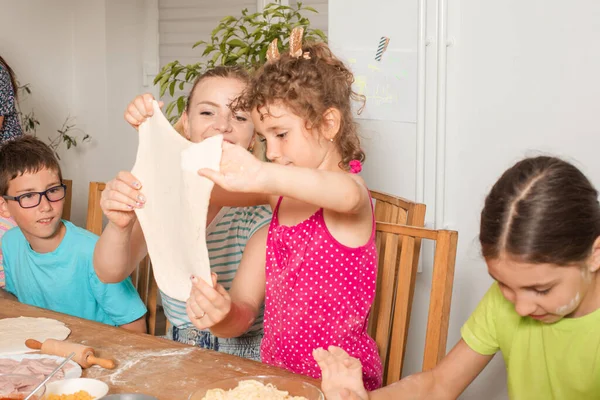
[261,196,383,390]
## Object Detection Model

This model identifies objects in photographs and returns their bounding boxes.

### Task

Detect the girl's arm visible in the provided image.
[209,184,271,208]
[201,142,369,215]
[186,225,268,337]
[261,163,369,215]
[316,340,493,400]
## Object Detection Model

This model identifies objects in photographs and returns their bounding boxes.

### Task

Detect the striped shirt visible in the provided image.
[162,205,271,333]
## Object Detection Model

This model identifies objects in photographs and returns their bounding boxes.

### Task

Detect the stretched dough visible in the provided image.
[132,101,221,302]
[0,317,70,355]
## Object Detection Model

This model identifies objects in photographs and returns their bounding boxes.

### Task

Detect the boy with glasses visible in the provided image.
[0,136,147,332]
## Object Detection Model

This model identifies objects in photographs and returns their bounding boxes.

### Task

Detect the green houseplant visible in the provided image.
[154,1,327,122]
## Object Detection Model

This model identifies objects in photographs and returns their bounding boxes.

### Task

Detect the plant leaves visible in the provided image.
[227,38,247,48]
[153,0,328,120]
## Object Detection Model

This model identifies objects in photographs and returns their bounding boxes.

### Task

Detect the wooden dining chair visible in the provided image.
[372,222,458,385]
[62,179,73,221]
[370,190,427,227]
[368,191,426,345]
[85,181,162,336]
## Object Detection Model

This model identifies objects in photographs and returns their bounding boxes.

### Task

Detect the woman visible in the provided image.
[0,55,22,289]
[0,56,23,143]
[94,66,272,361]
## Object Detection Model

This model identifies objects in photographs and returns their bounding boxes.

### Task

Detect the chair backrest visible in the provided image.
[85,182,106,235]
[62,179,73,221]
[373,222,458,385]
[368,191,426,355]
[370,190,427,226]
[85,182,161,335]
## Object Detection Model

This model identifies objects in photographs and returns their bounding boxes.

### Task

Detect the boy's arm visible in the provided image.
[1,241,19,301]
[120,316,147,333]
[0,288,16,301]
[90,248,148,331]
[94,220,148,283]
[209,225,268,338]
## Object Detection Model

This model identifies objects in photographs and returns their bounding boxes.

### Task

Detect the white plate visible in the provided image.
[0,353,82,379]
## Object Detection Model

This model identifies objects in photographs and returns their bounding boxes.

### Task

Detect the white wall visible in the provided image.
[329,0,420,200]
[1,0,153,225]
[443,1,600,398]
[331,0,600,399]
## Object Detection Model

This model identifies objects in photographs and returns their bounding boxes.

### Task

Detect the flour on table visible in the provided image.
[132,100,222,302]
[0,317,70,355]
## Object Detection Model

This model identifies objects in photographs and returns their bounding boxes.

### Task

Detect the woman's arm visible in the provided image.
[93,172,149,283]
[186,225,268,337]
[316,340,493,400]
[94,220,148,283]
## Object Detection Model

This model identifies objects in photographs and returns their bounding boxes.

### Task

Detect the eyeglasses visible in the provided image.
[2,184,67,209]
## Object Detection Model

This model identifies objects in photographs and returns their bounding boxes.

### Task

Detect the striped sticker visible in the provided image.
[375,36,390,62]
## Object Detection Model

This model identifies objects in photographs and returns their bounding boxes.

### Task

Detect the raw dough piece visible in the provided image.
[0,317,70,356]
[132,101,222,301]
[202,380,309,400]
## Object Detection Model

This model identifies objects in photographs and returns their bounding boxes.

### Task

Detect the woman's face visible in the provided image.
[181,77,254,149]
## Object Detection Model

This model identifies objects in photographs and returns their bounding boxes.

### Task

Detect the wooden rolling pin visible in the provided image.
[25,339,116,369]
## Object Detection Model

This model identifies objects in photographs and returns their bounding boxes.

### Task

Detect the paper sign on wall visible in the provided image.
[340,49,418,123]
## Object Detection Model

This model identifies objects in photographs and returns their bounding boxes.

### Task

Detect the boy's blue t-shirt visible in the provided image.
[2,220,146,326]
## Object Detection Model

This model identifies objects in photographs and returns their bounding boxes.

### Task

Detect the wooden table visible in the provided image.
[0,299,320,399]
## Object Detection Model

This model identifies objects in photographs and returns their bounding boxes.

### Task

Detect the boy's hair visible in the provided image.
[0,136,62,195]
[480,156,600,265]
[185,65,251,112]
[235,41,366,171]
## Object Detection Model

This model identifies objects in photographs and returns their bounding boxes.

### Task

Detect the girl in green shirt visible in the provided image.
[314,156,600,400]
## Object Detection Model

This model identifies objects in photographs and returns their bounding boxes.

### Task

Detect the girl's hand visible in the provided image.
[124,93,164,130]
[186,273,232,330]
[100,171,145,230]
[199,141,266,193]
[314,346,369,400]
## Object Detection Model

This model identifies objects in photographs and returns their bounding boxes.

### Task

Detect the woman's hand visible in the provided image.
[124,93,164,130]
[199,141,267,193]
[186,273,232,330]
[100,171,145,230]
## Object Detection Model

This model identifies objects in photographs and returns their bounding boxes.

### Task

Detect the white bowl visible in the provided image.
[44,378,109,399]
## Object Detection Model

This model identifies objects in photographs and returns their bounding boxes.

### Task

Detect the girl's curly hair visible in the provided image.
[235,41,365,170]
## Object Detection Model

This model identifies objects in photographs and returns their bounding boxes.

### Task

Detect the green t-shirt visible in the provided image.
[461,283,600,400]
